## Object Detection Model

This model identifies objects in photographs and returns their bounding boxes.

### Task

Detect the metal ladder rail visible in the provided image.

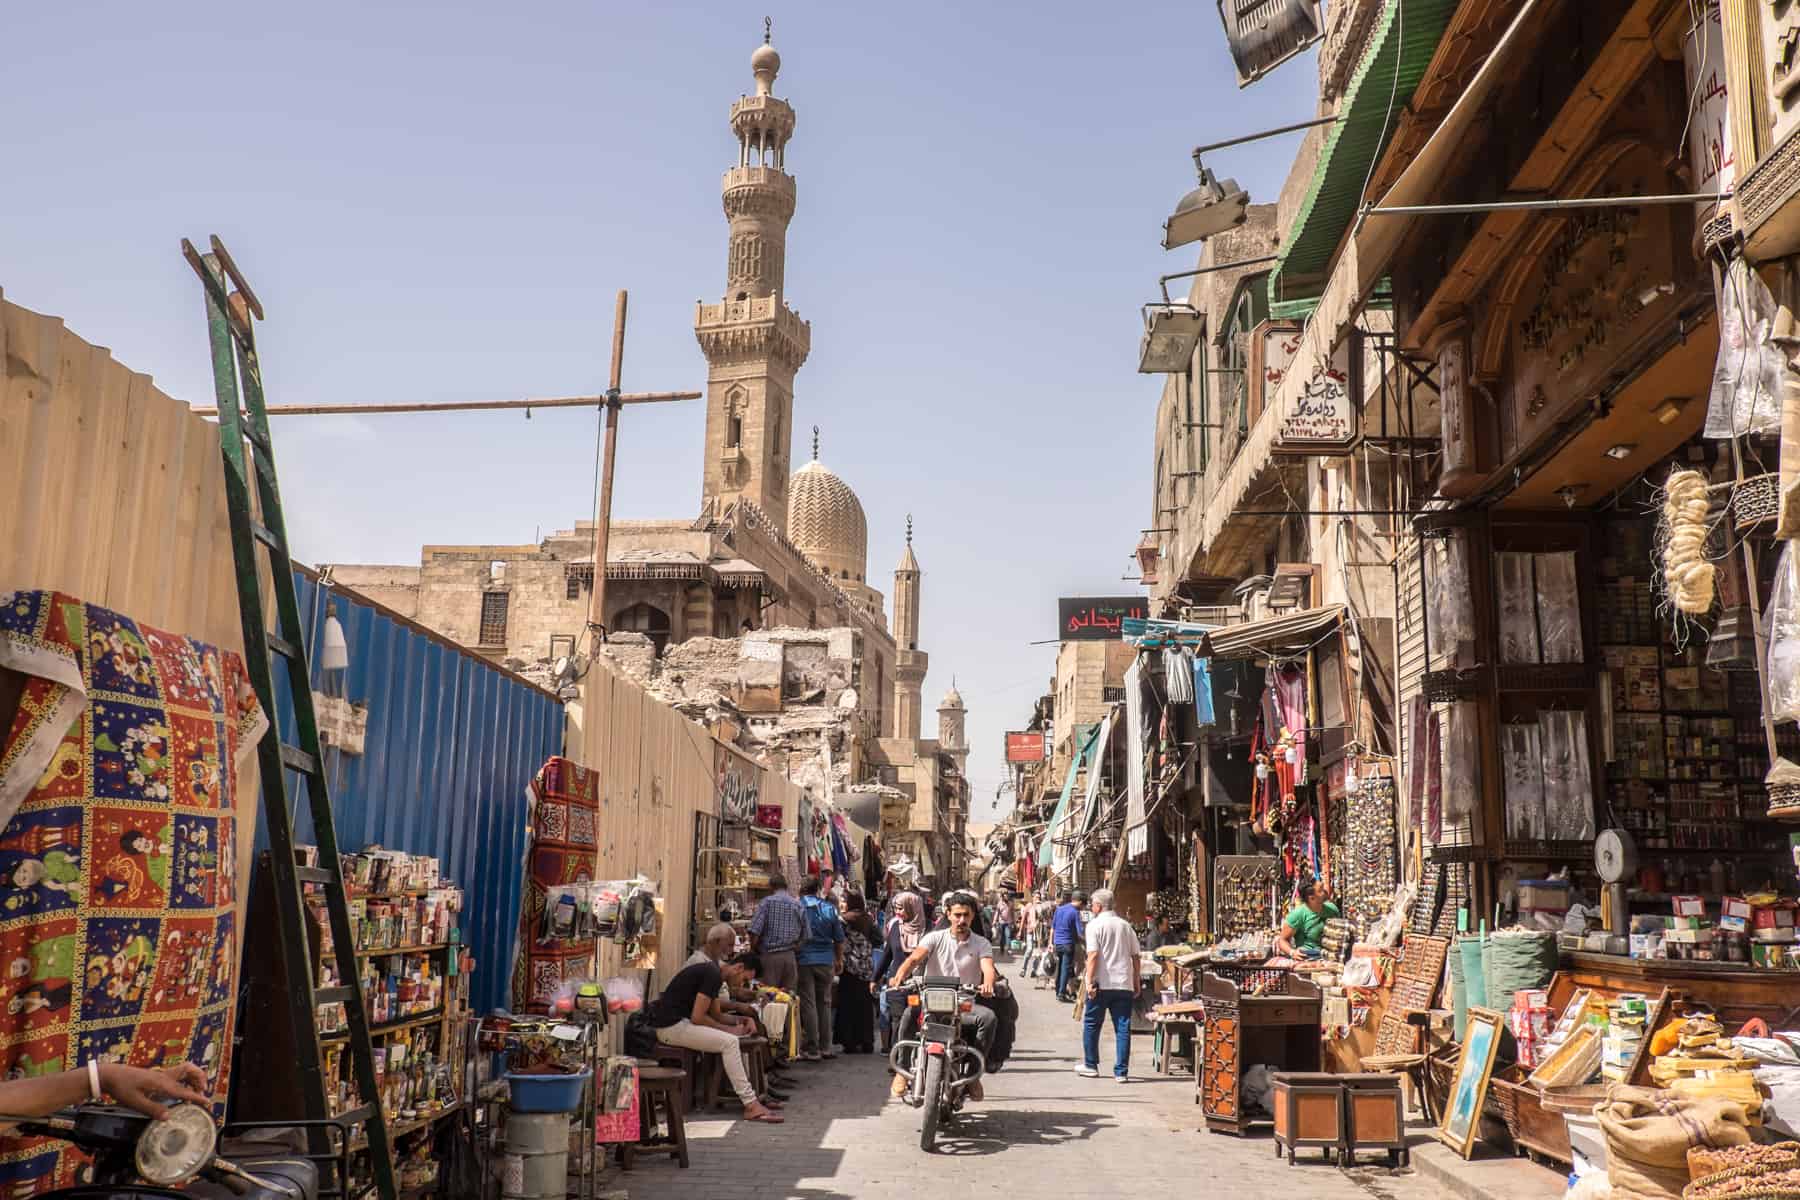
[183,236,396,1200]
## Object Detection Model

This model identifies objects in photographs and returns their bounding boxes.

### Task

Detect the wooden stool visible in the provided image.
[622,1066,688,1171]
[652,1045,722,1113]
[740,1035,770,1102]
[1153,1017,1197,1075]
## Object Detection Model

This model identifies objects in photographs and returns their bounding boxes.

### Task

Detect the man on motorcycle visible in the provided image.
[889,893,997,1099]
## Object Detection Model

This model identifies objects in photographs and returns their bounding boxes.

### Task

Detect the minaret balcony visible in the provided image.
[730,95,796,138]
[694,297,811,367]
[722,166,795,198]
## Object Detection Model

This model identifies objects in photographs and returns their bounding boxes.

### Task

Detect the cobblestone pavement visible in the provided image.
[617,960,1443,1200]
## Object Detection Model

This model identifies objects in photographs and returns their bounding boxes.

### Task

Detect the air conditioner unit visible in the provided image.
[1266,563,1320,611]
[1217,0,1325,88]
[1180,604,1246,627]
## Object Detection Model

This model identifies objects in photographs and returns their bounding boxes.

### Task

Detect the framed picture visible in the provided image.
[1437,1006,1505,1158]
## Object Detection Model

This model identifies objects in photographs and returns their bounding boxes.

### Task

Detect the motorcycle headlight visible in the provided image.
[923,987,959,1015]
[135,1103,216,1186]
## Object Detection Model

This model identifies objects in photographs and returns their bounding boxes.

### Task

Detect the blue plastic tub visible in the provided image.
[504,1069,590,1113]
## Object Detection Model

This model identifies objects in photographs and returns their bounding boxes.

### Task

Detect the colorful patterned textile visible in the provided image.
[0,590,265,1193]
[512,757,599,1011]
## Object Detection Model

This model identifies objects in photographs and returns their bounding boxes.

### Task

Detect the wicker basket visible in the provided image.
[1734,473,1779,531]
[1689,1144,1800,1184]
[1686,1155,1800,1199]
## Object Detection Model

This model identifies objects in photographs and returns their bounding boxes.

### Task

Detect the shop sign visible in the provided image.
[1503,146,1683,455]
[1251,320,1304,427]
[1273,338,1354,453]
[1058,597,1148,640]
[716,742,761,824]
[1005,732,1047,763]
[1682,4,1733,198]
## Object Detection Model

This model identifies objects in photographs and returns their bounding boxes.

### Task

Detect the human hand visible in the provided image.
[978,982,995,998]
[102,1062,211,1119]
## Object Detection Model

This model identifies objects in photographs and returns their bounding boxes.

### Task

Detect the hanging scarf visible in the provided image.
[1162,647,1194,704]
[1425,710,1444,844]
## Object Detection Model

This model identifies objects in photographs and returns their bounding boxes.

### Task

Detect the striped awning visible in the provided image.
[1198,604,1346,661]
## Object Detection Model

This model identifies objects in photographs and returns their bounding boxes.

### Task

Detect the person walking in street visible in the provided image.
[994,893,1015,956]
[1075,888,1141,1082]
[834,892,879,1054]
[1051,889,1084,1001]
[748,874,806,992]
[648,951,785,1123]
[796,876,845,1061]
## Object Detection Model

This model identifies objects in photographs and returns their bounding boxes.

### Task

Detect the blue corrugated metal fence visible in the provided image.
[264,567,564,1015]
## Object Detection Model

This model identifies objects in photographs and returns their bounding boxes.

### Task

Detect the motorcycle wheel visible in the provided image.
[919,1054,944,1153]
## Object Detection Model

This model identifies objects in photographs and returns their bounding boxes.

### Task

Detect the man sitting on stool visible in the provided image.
[647,952,785,1124]
[686,923,788,1102]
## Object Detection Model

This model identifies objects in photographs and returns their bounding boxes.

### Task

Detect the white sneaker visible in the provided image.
[1075,1066,1098,1078]
[1115,1074,1130,1084]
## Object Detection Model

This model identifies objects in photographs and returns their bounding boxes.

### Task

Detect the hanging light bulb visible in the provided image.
[1255,760,1270,781]
[321,603,349,672]
[1284,745,1298,765]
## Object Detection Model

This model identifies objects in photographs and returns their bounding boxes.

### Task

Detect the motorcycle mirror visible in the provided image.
[134,1104,216,1186]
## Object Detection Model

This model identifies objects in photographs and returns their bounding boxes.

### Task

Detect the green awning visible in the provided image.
[1266,0,1458,310]
[1037,723,1102,870]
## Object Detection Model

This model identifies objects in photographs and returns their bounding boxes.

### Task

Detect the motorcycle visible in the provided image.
[3,1103,319,1199]
[888,976,986,1152]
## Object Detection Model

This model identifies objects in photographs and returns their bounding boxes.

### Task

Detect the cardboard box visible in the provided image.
[1752,904,1797,930]
[1752,926,1798,944]
[1673,895,1707,918]
[1721,897,1752,932]
[1665,927,1716,944]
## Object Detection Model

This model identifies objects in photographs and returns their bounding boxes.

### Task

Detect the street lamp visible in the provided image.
[1217,0,1324,88]
[1162,167,1250,250]
[1138,303,1206,373]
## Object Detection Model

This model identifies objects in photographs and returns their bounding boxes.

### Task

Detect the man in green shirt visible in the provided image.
[1275,881,1339,959]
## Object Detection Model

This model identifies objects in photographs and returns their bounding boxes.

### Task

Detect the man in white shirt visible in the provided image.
[1076,888,1142,1082]
[890,893,999,1095]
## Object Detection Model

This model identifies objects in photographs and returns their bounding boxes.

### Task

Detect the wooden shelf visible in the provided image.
[354,942,449,958]
[348,889,438,900]
[352,1099,463,1150]
[321,1008,446,1041]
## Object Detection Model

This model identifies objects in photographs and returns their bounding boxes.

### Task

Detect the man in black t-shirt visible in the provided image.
[649,952,784,1123]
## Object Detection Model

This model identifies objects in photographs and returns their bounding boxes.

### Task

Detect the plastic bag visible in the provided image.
[1501,722,1547,840]
[1429,533,1477,655]
[1442,701,1480,820]
[602,975,643,1014]
[1539,709,1596,841]
[1535,552,1582,663]
[1705,256,1786,438]
[1769,542,1800,724]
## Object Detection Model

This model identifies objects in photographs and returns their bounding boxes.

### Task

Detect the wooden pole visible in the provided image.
[589,290,630,640]
[188,390,697,417]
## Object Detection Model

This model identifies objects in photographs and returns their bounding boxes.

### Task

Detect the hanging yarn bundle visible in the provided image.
[1661,468,1715,616]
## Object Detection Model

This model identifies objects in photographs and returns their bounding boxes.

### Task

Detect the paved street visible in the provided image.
[619,963,1442,1200]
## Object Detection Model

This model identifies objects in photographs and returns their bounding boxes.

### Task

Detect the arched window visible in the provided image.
[612,603,672,655]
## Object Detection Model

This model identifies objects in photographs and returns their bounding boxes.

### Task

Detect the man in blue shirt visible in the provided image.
[796,876,845,1060]
[1051,889,1085,1002]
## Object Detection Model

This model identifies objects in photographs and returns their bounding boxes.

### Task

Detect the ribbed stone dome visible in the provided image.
[788,458,868,583]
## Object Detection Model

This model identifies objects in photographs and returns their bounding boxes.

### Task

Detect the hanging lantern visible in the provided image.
[1135,535,1163,586]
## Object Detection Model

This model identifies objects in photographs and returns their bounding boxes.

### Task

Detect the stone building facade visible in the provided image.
[330,34,969,877]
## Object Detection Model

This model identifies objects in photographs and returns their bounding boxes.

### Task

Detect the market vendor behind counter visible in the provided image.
[1275,881,1339,959]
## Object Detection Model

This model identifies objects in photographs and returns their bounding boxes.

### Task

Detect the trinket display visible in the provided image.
[1214,855,1280,939]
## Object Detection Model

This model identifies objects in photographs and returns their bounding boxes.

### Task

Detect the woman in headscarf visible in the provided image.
[870,891,923,1053]
[832,892,879,1054]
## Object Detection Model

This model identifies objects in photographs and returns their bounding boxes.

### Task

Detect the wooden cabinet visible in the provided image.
[1198,968,1323,1135]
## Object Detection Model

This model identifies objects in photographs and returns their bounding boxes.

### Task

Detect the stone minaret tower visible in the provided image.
[892,515,928,740]
[695,25,812,531]
[937,682,968,775]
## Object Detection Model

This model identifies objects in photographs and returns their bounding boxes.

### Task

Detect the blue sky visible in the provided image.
[4,2,1317,819]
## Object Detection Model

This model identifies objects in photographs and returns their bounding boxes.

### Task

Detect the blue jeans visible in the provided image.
[1083,989,1134,1076]
[1054,946,1077,998]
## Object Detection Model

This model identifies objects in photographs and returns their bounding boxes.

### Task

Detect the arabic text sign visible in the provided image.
[1058,597,1148,641]
[1273,339,1354,451]
[1005,732,1047,763]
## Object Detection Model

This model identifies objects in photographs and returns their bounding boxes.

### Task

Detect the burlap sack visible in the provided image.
[1597,1085,1753,1200]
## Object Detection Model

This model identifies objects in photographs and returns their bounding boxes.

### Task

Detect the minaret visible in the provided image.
[695,23,812,530]
[893,516,928,740]
[937,681,968,776]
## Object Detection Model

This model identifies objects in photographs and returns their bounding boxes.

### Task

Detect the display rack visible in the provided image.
[239,852,471,1199]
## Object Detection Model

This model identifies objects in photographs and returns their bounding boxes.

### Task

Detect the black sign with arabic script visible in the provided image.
[1057,597,1148,641]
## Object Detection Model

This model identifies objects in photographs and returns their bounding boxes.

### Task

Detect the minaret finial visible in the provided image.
[764,16,772,44]
[906,513,914,545]
[811,425,820,460]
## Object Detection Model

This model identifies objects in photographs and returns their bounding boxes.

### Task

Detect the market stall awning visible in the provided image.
[1037,723,1102,870]
[1197,604,1346,661]
[1266,0,1459,314]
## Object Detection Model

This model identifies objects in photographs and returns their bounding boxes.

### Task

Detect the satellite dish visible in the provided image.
[552,655,583,688]
[1595,828,1638,884]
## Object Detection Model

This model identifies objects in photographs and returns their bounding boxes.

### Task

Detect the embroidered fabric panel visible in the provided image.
[512,757,600,1011]
[0,590,266,1191]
